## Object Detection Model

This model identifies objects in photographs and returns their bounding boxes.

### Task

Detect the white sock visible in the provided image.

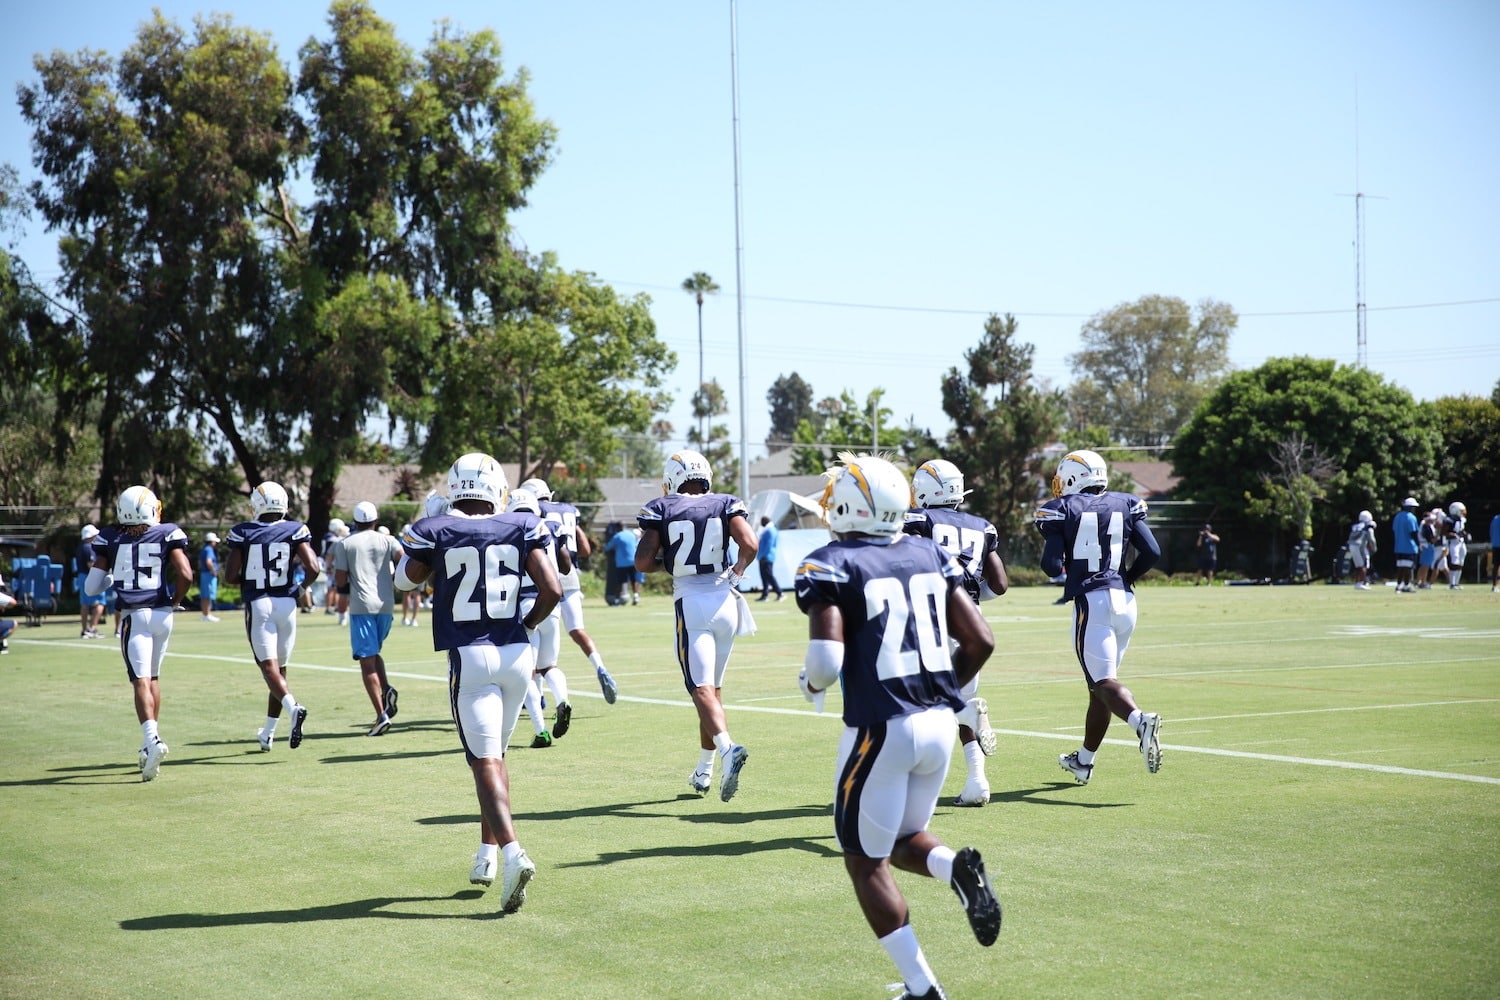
[589,651,606,672]
[141,720,159,744]
[697,748,716,775]
[1077,747,1096,765]
[926,844,956,883]
[1127,709,1143,733]
[964,740,985,781]
[501,841,525,864]
[543,668,568,704]
[282,694,299,715]
[476,843,498,864]
[877,924,937,995]
[712,731,734,755]
[523,679,546,733]
[263,715,279,734]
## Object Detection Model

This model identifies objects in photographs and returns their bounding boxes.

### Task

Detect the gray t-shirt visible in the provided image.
[334,528,403,615]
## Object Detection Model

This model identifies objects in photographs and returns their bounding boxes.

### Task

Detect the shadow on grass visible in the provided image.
[958,781,1132,810]
[119,890,500,929]
[419,798,832,826]
[554,834,842,868]
[0,752,279,786]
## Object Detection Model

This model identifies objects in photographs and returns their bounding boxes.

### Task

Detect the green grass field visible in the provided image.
[2,583,1496,999]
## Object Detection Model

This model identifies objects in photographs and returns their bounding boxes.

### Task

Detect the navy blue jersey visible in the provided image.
[795,535,968,728]
[92,523,189,610]
[637,492,749,579]
[402,511,551,651]
[902,506,999,602]
[538,499,583,556]
[1034,491,1157,598]
[227,518,313,600]
[517,517,564,599]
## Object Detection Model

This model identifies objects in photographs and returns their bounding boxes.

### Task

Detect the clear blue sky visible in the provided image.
[5,1,1498,464]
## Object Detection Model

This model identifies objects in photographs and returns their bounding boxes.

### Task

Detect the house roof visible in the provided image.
[1113,461,1180,499]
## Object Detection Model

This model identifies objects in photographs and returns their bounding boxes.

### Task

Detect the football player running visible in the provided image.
[398,454,560,914]
[635,450,758,801]
[224,482,321,752]
[796,454,1001,1000]
[86,487,194,782]
[1034,450,1164,785]
[506,488,574,748]
[903,458,1008,807]
[521,477,620,705]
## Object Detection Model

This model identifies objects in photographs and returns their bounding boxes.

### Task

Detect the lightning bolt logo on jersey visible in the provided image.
[902,506,999,602]
[92,523,190,610]
[402,511,552,651]
[637,492,749,593]
[226,519,313,600]
[794,535,967,728]
[1033,492,1149,598]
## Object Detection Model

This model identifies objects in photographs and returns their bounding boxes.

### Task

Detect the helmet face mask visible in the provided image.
[448,452,507,510]
[911,459,970,508]
[250,481,289,518]
[820,453,908,537]
[117,486,162,526]
[1051,450,1109,497]
[663,450,713,494]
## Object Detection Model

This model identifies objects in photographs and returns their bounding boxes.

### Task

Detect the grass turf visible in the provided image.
[1,582,1496,999]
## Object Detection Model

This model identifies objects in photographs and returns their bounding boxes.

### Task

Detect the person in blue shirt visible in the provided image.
[1490,511,1500,593]
[602,522,639,606]
[75,523,107,638]
[1035,449,1163,785]
[198,531,222,622]
[1391,499,1421,593]
[755,515,782,602]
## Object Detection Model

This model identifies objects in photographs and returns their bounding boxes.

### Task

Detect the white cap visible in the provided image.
[353,501,379,524]
[80,524,100,541]
[205,531,220,543]
[1402,497,1419,508]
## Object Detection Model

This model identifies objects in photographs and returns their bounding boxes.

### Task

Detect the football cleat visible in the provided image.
[288,706,308,749]
[138,746,148,772]
[141,740,169,783]
[949,847,1002,946]
[688,768,712,796]
[499,850,536,914]
[1138,712,1162,773]
[597,667,618,705]
[954,777,990,807]
[383,685,399,720]
[367,714,391,737]
[530,731,553,749]
[1058,751,1093,785]
[256,727,274,752]
[469,854,496,888]
[552,701,572,739]
[966,697,997,756]
[893,988,948,1000]
[719,745,749,802]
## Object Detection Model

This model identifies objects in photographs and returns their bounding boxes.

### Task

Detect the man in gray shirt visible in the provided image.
[335,501,405,734]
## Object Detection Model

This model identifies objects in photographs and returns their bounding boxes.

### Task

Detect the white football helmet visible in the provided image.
[422,491,451,519]
[911,458,971,508]
[447,452,507,510]
[327,517,346,537]
[117,486,162,526]
[250,481,289,518]
[819,453,908,536]
[663,450,713,494]
[1358,510,1373,524]
[1052,450,1108,497]
[518,477,552,502]
[506,487,540,515]
[1448,501,1466,519]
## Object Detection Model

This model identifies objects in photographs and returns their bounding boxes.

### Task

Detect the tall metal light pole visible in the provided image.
[729,0,749,501]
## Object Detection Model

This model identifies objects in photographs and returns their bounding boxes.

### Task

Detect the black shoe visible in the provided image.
[553,701,572,739]
[383,685,399,720]
[950,847,1002,946]
[895,986,948,1000]
[288,706,309,749]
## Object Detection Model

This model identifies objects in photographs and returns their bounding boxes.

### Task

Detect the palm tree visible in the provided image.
[681,272,720,443]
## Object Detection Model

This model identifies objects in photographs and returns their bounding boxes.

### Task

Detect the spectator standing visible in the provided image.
[198,531,222,622]
[76,524,106,638]
[1418,509,1443,589]
[1391,499,1421,594]
[1196,524,1220,585]
[603,521,639,606]
[397,453,559,913]
[0,574,17,654]
[756,515,783,602]
[1489,511,1500,593]
[335,501,405,735]
[86,487,194,781]
[795,454,1001,1000]
[321,518,347,618]
[1346,511,1378,590]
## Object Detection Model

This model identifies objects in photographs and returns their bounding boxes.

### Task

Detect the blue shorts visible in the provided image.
[350,613,393,660]
[77,576,107,607]
[1419,546,1439,568]
[199,575,219,601]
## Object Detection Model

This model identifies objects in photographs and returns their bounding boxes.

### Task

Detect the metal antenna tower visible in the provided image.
[1340,85,1384,369]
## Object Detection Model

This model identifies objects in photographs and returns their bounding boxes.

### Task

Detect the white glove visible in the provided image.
[798,668,826,713]
[717,568,741,589]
